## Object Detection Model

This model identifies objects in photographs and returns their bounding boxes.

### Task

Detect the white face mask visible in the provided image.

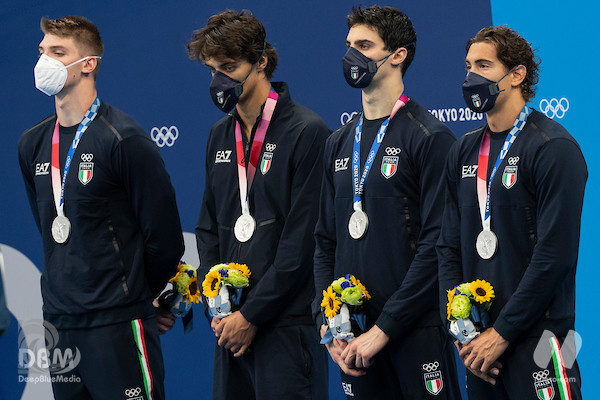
[34,54,102,96]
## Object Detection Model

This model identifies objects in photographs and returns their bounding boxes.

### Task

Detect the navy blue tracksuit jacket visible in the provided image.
[196,82,331,328]
[437,109,587,342]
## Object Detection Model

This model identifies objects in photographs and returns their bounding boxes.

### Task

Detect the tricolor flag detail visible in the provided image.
[261,152,273,175]
[537,386,554,400]
[381,156,398,179]
[424,371,443,395]
[131,319,154,400]
[550,337,572,400]
[502,166,517,189]
[78,162,93,185]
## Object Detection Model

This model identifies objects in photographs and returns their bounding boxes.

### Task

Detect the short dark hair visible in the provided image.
[467,26,540,102]
[40,16,103,78]
[186,9,278,79]
[347,6,417,76]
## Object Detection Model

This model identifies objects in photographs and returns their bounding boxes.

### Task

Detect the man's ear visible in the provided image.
[81,57,99,75]
[511,64,527,88]
[257,55,268,73]
[390,47,408,67]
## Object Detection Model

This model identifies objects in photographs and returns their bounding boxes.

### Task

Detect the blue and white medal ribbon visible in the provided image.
[475,105,530,258]
[50,97,101,243]
[348,95,408,239]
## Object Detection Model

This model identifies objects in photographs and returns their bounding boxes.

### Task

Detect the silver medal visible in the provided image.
[51,215,71,244]
[476,230,498,259]
[234,214,256,243]
[348,210,369,240]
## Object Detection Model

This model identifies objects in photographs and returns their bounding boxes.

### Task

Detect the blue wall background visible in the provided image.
[0,1,596,399]
[489,0,600,395]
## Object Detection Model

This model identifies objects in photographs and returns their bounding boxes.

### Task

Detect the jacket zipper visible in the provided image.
[108,221,130,296]
[403,197,417,254]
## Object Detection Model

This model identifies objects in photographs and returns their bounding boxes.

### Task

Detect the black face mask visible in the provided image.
[462,68,514,113]
[342,47,393,89]
[209,69,252,113]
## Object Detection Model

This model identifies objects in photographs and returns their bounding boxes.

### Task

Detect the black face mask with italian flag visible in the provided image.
[462,67,514,113]
[208,69,251,113]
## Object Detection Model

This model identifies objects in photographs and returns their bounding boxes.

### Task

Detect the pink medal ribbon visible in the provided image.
[233,89,278,242]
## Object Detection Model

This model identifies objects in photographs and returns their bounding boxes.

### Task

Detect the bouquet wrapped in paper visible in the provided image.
[320,274,371,344]
[202,263,250,318]
[158,261,201,333]
[447,279,495,344]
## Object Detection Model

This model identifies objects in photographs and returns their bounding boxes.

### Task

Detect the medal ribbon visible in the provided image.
[352,94,409,211]
[234,89,278,216]
[476,105,530,231]
[51,97,101,218]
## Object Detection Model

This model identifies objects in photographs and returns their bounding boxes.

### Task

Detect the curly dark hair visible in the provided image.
[186,9,277,79]
[467,26,540,102]
[347,6,417,77]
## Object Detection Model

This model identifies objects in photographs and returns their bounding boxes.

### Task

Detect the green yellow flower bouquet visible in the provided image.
[202,263,251,318]
[446,279,495,344]
[320,274,370,343]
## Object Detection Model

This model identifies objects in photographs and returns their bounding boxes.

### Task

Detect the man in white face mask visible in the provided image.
[18,16,184,400]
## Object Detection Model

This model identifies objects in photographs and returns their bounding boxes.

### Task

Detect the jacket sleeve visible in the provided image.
[312,137,337,327]
[114,133,185,297]
[17,138,42,233]
[195,131,221,280]
[436,142,465,326]
[375,130,456,338]
[493,138,587,342]
[239,121,331,328]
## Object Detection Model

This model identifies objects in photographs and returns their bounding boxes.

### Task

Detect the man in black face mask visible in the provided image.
[313,6,461,399]
[186,9,330,400]
[437,26,586,399]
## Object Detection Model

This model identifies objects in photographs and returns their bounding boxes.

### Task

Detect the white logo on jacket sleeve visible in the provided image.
[461,164,478,178]
[215,150,232,163]
[35,162,50,176]
[334,157,350,172]
[78,153,94,185]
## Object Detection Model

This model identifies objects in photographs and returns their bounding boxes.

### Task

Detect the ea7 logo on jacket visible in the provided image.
[35,162,50,176]
[215,150,232,163]
[78,153,94,185]
[462,164,478,178]
[335,157,349,172]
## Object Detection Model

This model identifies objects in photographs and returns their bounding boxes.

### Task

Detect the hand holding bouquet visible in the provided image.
[158,261,201,333]
[202,263,251,318]
[320,274,371,343]
[447,279,495,344]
